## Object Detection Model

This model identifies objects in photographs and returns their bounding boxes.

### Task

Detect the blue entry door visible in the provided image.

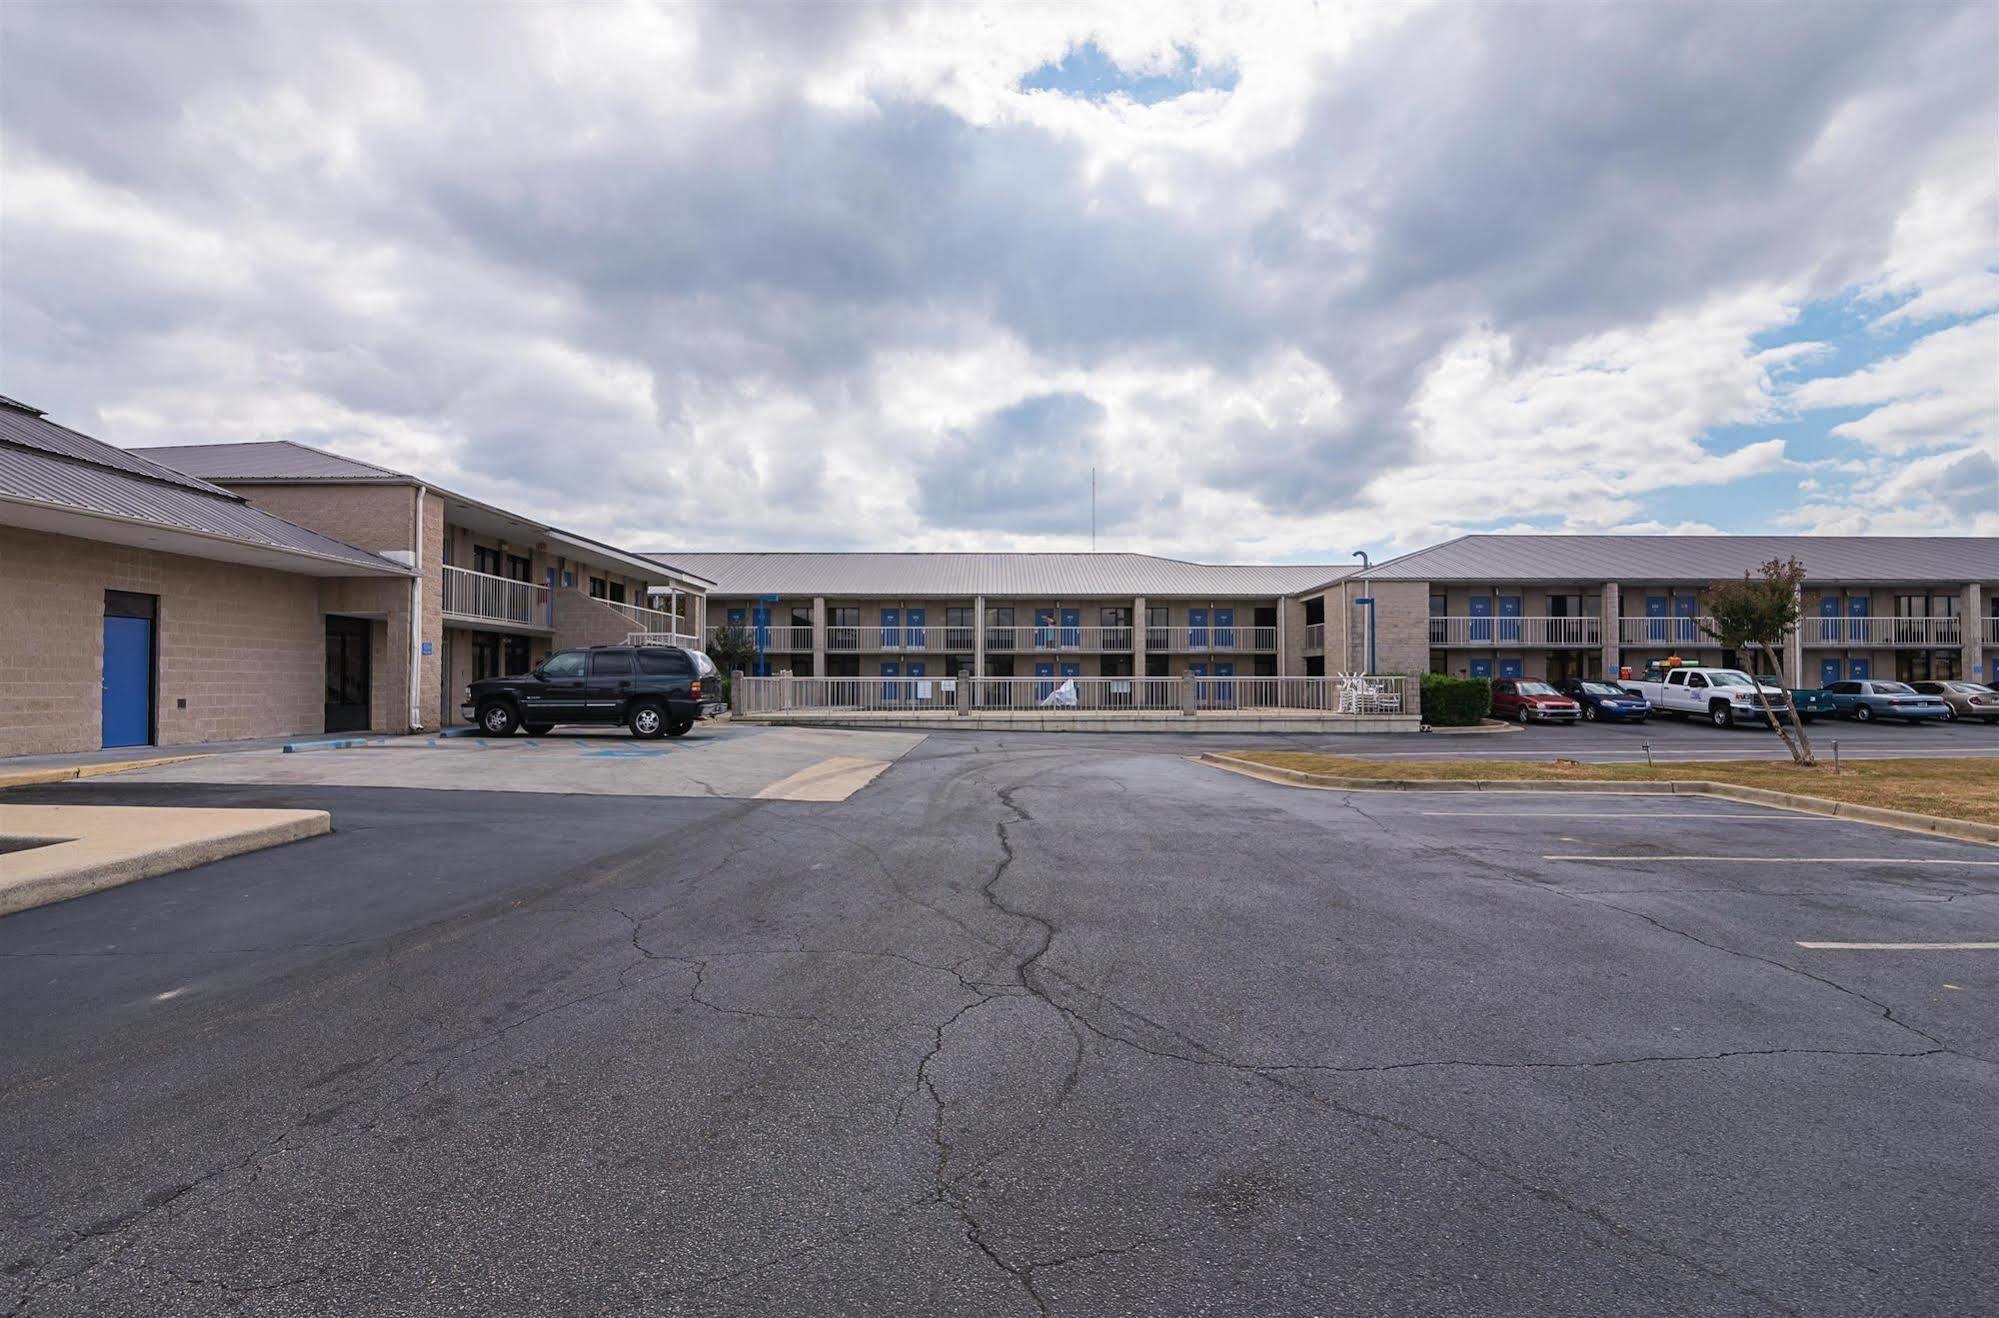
[1673,595,1698,644]
[1645,595,1667,643]
[1189,608,1209,649]
[1499,658,1523,679]
[879,661,899,701]
[102,614,153,748]
[880,608,900,650]
[1468,657,1493,679]
[1819,658,1841,688]
[1850,657,1870,681]
[1847,595,1870,645]
[1213,660,1234,702]
[1035,609,1057,649]
[1498,596,1521,644]
[906,609,925,650]
[1035,660,1056,699]
[1060,608,1080,648]
[1819,595,1840,645]
[906,660,926,700]
[1469,597,1492,643]
[1214,609,1235,649]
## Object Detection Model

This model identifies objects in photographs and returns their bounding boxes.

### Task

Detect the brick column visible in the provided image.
[1963,582,1983,683]
[973,595,986,677]
[811,596,826,677]
[1132,595,1146,675]
[1600,581,1620,679]
[1279,597,1305,676]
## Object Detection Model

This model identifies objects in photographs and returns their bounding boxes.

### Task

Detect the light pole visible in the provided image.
[1352,550,1376,675]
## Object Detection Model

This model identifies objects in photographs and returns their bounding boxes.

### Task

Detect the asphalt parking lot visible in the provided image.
[2,735,1994,1315]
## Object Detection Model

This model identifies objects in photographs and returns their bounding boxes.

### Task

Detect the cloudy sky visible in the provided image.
[3,1,1994,563]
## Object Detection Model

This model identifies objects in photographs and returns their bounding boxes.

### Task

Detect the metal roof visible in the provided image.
[134,440,410,483]
[1349,534,1999,585]
[0,399,410,574]
[646,551,1353,598]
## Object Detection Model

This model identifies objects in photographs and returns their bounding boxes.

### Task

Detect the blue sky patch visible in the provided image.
[1019,42,1237,105]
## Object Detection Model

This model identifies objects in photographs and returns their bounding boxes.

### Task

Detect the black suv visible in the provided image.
[461,645,724,739]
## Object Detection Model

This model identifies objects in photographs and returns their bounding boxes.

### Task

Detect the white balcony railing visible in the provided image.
[1147,626,1278,653]
[736,674,1403,717]
[624,631,707,650]
[711,624,814,653]
[442,565,548,628]
[1429,616,1601,648]
[1617,616,1719,647]
[1986,618,1999,646]
[614,600,690,634]
[1800,616,1963,648]
[1303,622,1326,652]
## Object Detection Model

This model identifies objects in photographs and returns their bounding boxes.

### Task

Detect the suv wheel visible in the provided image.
[479,701,519,736]
[1710,703,1733,729]
[628,702,667,739]
[666,719,693,738]
[522,724,552,736]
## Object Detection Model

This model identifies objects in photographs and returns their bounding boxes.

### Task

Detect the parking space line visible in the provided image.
[1796,942,1999,950]
[1546,855,1999,866]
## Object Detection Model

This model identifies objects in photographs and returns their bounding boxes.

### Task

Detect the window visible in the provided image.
[1101,654,1134,678]
[472,634,501,681]
[943,654,973,678]
[825,654,860,677]
[608,582,627,604]
[1101,607,1131,648]
[505,554,532,583]
[1304,596,1326,627]
[589,650,635,677]
[589,577,608,599]
[1146,605,1169,650]
[473,546,502,576]
[1146,653,1171,678]
[540,652,586,678]
[830,607,859,627]
[791,605,812,630]
[562,571,576,589]
[1687,673,1708,688]
[503,636,529,674]
[945,606,974,651]
[638,649,692,676]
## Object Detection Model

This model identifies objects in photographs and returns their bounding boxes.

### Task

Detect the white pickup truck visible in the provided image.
[1619,665,1794,729]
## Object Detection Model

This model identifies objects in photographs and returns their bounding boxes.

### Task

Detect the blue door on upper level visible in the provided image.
[1214,609,1235,649]
[880,608,900,650]
[1035,609,1058,649]
[101,614,153,748]
[1189,608,1209,649]
[1497,596,1521,645]
[1847,595,1870,645]
[1645,595,1667,643]
[1820,658,1842,688]
[1818,595,1841,644]
[1060,608,1080,648]
[1499,658,1523,679]
[1469,596,1492,643]
[1673,595,1698,644]
[906,609,925,651]
[1468,657,1493,679]
[1850,657,1871,681]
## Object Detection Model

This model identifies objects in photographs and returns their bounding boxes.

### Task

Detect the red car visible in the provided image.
[1490,678,1582,724]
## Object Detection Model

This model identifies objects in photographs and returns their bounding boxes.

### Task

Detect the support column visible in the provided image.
[1132,595,1146,676]
[811,596,826,677]
[973,595,986,677]
[1600,581,1621,679]
[1963,582,1983,684]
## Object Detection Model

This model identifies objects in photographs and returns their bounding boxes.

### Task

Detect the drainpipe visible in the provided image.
[409,485,427,731]
[1352,550,1375,675]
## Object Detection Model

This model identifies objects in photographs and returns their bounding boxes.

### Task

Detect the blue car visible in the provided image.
[1557,679,1652,722]
[1821,679,1952,724]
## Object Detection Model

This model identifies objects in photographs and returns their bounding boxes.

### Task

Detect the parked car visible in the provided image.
[1820,679,1951,724]
[1490,678,1582,724]
[462,643,725,738]
[1909,680,1999,724]
[1619,665,1793,729]
[1556,679,1651,722]
[1756,676,1836,723]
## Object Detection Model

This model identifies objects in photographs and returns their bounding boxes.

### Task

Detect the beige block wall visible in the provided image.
[0,525,347,757]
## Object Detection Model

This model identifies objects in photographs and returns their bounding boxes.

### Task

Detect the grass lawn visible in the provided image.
[1223,752,1999,828]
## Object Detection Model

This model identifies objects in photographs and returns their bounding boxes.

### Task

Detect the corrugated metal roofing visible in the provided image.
[0,401,409,573]
[645,552,1353,598]
[134,440,409,483]
[1356,534,1999,584]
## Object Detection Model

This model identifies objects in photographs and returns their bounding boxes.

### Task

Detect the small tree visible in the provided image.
[1699,558,1817,766]
[704,622,760,688]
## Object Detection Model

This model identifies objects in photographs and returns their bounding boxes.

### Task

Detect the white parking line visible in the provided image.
[1545,855,1999,866]
[1796,942,1999,950]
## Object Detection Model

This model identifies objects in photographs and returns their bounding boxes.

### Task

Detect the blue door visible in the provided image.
[1213,660,1234,703]
[1035,608,1057,649]
[1819,595,1840,645]
[101,615,153,748]
[879,661,899,701]
[1674,595,1698,644]
[906,609,925,651]
[1035,661,1056,699]
[880,608,900,650]
[1645,595,1667,643]
[1214,609,1235,649]
[1060,608,1080,649]
[1819,658,1841,688]
[1468,658,1493,679]
[1847,596,1870,645]
[1189,608,1209,649]
[1498,596,1521,644]
[1469,596,1492,643]
[906,660,926,701]
[1850,657,1870,681]
[1499,658,1523,679]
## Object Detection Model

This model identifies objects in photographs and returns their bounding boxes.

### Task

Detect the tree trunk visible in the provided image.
[1755,641,1815,765]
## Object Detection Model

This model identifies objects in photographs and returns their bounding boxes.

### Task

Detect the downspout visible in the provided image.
[409,485,427,731]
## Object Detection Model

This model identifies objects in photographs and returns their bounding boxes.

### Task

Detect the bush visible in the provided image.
[1421,674,1491,726]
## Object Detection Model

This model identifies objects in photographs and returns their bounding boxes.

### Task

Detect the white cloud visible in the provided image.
[1786,315,1998,454]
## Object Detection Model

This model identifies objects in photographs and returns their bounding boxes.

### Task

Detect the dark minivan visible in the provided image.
[462,644,724,739]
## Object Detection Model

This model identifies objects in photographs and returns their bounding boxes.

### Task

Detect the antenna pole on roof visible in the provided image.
[1091,466,1096,552]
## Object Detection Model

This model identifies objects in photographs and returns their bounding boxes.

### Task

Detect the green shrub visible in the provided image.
[1421,674,1491,726]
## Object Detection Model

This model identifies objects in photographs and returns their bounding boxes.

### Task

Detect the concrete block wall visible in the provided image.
[0,526,331,756]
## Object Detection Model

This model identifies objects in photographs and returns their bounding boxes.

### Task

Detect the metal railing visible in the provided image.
[982,625,1133,653]
[1986,617,1999,646]
[1303,622,1326,651]
[624,631,707,650]
[1802,616,1963,648]
[711,624,813,653]
[1617,616,1718,646]
[615,600,688,634]
[1430,616,1601,648]
[735,674,1403,717]
[1152,626,1278,652]
[442,565,547,627]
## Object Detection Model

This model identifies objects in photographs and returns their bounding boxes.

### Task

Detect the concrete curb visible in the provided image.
[0,809,331,916]
[1198,753,1999,848]
[0,755,207,789]
[1419,720,1519,736]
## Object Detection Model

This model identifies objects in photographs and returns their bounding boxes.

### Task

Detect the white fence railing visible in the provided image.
[735,674,1403,717]
[711,624,814,653]
[442,565,547,627]
[624,631,706,650]
[750,624,1281,654]
[1617,616,1718,646]
[1986,618,1999,646]
[1430,616,1600,648]
[1800,617,1963,648]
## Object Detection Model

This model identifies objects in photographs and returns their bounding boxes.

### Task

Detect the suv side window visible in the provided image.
[540,652,586,678]
[590,650,635,677]
[637,649,692,676]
